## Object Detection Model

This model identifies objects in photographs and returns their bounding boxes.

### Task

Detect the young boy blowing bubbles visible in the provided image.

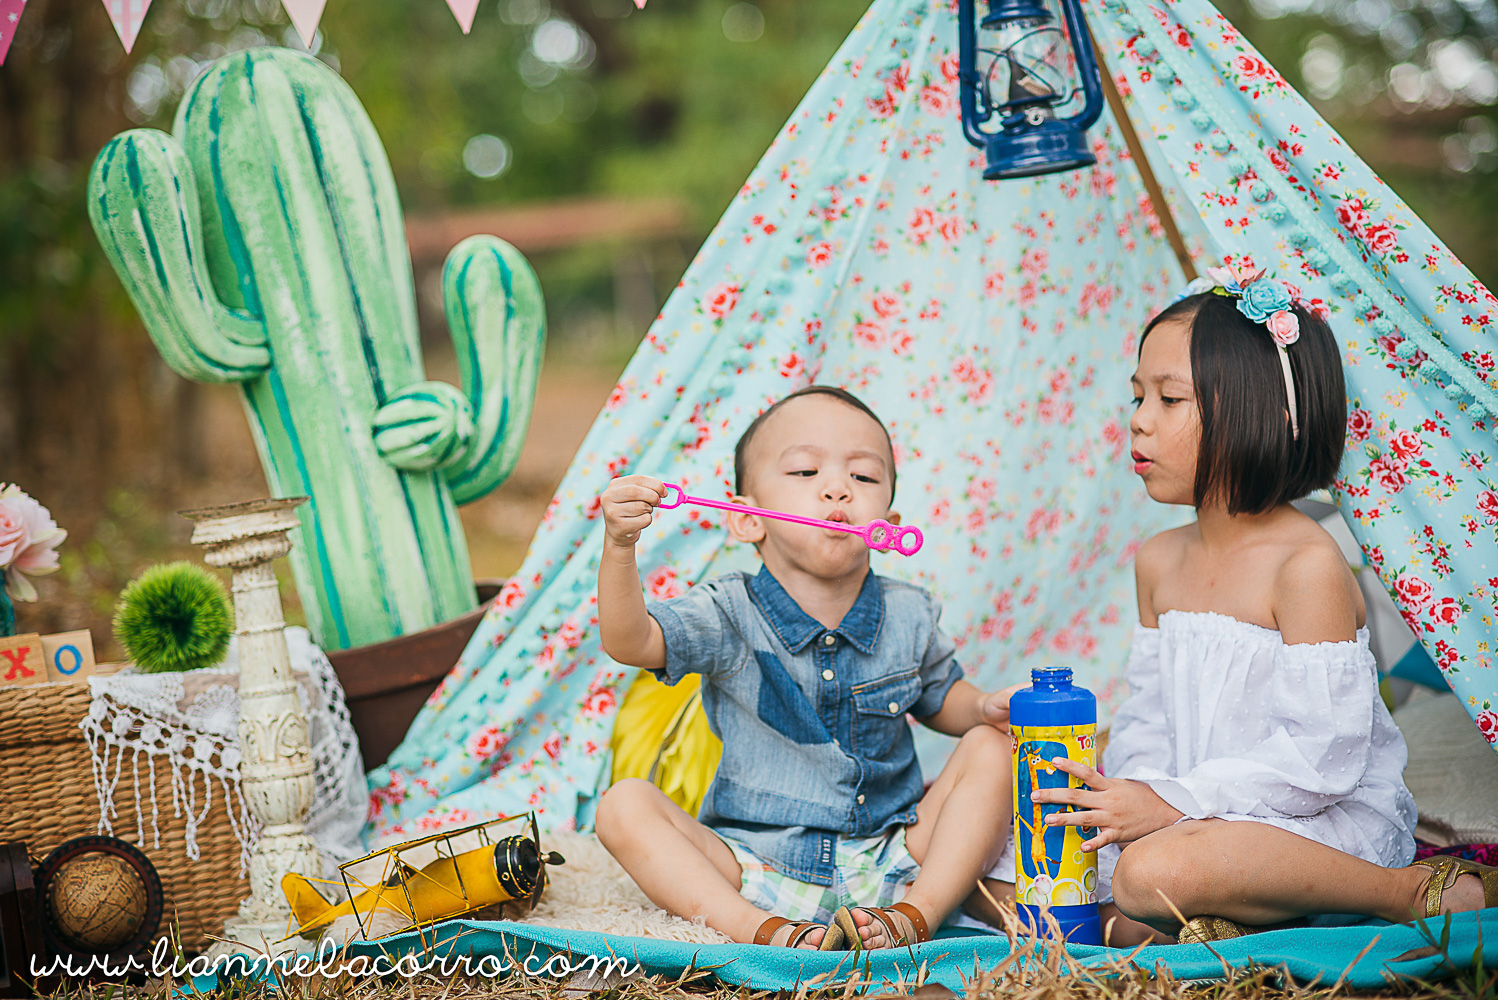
[596,386,1019,950]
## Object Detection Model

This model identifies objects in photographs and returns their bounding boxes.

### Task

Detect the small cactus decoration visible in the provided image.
[87,48,546,651]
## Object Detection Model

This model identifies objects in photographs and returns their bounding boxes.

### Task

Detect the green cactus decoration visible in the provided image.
[87,48,546,651]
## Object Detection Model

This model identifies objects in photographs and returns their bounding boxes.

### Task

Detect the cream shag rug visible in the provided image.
[324,828,731,945]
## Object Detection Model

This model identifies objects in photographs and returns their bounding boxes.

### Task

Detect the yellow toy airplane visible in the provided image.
[280,812,564,941]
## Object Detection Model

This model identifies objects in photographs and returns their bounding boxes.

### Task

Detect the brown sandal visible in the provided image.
[838,901,931,949]
[1412,856,1498,917]
[753,914,847,950]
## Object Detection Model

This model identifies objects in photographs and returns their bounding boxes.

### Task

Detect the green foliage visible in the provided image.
[113,561,234,673]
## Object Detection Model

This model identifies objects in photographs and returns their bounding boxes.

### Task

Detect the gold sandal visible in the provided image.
[1412,856,1498,917]
[753,914,848,950]
[1177,915,1248,944]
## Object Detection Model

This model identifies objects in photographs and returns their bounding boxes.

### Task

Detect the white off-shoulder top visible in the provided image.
[1103,610,1418,869]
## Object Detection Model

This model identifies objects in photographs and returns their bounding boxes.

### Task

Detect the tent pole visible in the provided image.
[1089,30,1198,282]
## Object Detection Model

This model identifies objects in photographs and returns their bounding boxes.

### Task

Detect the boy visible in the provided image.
[596,386,1016,949]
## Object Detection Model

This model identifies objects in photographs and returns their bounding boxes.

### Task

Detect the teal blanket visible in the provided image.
[201,911,1496,992]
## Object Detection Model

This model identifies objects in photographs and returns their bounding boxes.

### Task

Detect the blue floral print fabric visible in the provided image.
[366,0,1497,839]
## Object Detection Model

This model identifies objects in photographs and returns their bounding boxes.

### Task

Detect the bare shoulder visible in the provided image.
[1270,513,1365,644]
[1134,525,1192,626]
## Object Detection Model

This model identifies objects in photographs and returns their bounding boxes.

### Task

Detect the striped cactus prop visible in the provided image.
[87,47,546,651]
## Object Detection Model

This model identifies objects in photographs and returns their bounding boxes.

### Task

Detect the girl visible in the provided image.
[976,264,1497,946]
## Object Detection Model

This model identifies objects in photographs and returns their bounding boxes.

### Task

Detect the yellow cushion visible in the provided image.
[610,673,723,816]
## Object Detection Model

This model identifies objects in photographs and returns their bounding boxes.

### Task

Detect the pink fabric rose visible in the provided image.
[1389,429,1424,461]
[1477,710,1498,745]
[1393,573,1435,611]
[0,485,66,602]
[0,504,25,569]
[1266,310,1300,346]
[1478,489,1498,526]
[1428,597,1463,627]
[1347,408,1373,442]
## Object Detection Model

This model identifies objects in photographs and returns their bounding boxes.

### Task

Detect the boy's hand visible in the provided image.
[601,476,668,548]
[978,683,1026,733]
[1033,757,1184,852]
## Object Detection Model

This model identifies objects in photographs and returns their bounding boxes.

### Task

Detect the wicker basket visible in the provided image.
[0,680,249,952]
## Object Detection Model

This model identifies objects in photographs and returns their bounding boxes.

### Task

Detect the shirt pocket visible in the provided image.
[851,670,922,760]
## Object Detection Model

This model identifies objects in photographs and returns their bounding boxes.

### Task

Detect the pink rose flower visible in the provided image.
[1234,54,1268,79]
[0,504,25,569]
[1369,455,1408,493]
[1266,310,1299,346]
[1388,429,1423,461]
[1428,597,1463,627]
[1364,223,1399,254]
[918,84,954,117]
[805,242,834,268]
[0,486,66,602]
[871,292,902,319]
[1335,198,1369,232]
[1478,489,1498,526]
[1346,408,1373,442]
[1477,710,1498,745]
[1393,573,1434,611]
[704,282,740,320]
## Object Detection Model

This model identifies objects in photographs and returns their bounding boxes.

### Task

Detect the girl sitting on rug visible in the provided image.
[970,264,1497,946]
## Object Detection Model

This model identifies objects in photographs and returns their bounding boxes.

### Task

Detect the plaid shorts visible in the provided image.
[721,828,920,926]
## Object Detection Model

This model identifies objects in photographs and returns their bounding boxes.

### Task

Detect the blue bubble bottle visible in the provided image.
[1011,666,1102,945]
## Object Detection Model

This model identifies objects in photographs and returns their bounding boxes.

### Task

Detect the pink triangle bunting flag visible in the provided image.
[445,0,479,33]
[100,0,151,52]
[0,0,26,64]
[633,0,646,6]
[280,0,326,48]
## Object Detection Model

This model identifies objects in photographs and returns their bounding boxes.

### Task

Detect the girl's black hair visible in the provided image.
[1142,291,1345,515]
[734,385,896,503]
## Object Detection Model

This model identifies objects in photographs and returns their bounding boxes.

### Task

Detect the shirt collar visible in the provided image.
[748,565,884,655]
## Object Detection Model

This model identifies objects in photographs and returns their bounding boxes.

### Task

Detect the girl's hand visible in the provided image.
[601,476,667,548]
[1034,756,1184,852]
[979,683,1027,733]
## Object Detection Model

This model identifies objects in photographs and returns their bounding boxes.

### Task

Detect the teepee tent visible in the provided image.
[366,0,1498,840]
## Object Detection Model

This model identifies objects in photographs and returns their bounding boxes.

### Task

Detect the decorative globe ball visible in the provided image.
[48,853,149,952]
[113,561,233,673]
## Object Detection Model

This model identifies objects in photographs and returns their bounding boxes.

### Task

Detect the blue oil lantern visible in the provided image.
[957,0,1107,180]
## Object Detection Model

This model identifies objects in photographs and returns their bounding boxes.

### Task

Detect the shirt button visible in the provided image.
[856,794,865,804]
[823,634,836,646]
[822,668,835,680]
[888,701,900,713]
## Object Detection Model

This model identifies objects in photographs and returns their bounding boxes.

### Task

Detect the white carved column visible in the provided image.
[182,497,320,957]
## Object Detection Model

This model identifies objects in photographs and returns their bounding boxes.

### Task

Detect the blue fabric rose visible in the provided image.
[1237,279,1293,323]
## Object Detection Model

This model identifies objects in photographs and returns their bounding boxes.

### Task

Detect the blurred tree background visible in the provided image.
[0,0,1494,647]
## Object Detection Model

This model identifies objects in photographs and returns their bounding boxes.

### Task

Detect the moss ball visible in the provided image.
[113,562,234,673]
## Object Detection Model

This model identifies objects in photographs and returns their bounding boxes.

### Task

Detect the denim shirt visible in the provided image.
[645,566,964,886]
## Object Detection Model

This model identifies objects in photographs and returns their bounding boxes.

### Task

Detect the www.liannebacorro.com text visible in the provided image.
[30,937,642,982]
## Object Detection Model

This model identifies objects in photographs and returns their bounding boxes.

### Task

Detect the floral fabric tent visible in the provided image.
[366,0,1498,839]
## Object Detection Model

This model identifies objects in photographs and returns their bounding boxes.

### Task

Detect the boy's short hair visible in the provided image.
[1143,292,1345,515]
[733,386,897,503]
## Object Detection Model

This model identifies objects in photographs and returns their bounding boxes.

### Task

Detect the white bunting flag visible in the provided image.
[100,0,152,51]
[0,0,26,64]
[280,0,326,48]
[445,0,479,33]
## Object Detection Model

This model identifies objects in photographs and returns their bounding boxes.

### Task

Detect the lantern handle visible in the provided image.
[957,0,996,148]
[1055,0,1105,132]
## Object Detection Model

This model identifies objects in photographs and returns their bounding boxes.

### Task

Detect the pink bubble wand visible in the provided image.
[656,482,924,556]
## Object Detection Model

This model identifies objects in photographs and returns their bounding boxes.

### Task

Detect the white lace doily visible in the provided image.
[80,626,368,876]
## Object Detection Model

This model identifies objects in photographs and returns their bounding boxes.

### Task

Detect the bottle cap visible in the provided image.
[1030,666,1072,684]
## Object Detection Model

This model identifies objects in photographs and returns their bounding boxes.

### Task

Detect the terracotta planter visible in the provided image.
[328,581,501,771]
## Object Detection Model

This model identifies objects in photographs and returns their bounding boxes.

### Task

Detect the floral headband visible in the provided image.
[1179,263,1301,440]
